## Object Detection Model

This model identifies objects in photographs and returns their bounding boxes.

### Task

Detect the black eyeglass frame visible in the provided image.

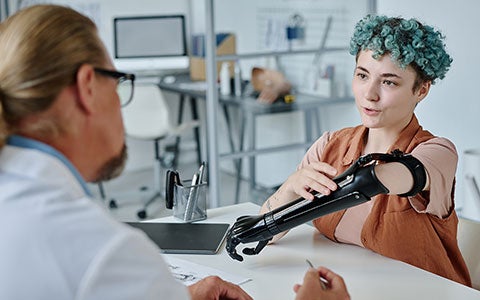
[94,68,136,107]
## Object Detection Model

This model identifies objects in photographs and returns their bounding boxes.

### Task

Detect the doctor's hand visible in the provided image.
[188,276,252,300]
[294,267,350,300]
[282,162,338,201]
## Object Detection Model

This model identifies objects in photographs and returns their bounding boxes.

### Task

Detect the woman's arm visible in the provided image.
[260,132,335,242]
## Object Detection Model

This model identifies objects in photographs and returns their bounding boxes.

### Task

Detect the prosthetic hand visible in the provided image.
[226,150,426,261]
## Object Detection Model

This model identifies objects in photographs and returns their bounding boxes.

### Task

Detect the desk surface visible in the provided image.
[157,73,353,114]
[155,203,480,300]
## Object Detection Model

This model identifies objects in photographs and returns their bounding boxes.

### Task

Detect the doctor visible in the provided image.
[0,4,352,300]
[0,4,251,300]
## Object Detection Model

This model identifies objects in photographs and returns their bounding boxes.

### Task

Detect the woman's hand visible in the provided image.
[281,162,338,201]
[259,161,338,242]
[294,267,350,300]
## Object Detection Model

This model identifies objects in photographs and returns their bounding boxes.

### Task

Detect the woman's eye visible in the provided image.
[356,73,367,79]
[383,80,396,86]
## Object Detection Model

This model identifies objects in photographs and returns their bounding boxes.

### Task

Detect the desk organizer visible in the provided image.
[173,180,207,223]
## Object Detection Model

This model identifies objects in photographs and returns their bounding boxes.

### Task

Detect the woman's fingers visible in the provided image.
[295,163,338,196]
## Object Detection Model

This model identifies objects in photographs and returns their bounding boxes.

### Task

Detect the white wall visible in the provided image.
[95,1,192,172]
[14,1,478,210]
[195,0,480,216]
[9,1,193,173]
[191,0,363,187]
[12,0,190,58]
[377,0,480,219]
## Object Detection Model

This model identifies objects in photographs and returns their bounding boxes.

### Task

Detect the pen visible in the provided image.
[184,171,199,221]
[194,162,206,216]
[185,162,206,221]
[305,259,327,290]
[197,162,205,184]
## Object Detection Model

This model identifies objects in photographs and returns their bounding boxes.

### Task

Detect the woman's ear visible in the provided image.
[75,64,96,114]
[416,80,431,103]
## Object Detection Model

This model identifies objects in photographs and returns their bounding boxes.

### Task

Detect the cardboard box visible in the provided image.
[189,33,236,81]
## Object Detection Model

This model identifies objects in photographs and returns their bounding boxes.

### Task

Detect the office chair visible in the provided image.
[99,83,200,219]
[457,216,480,290]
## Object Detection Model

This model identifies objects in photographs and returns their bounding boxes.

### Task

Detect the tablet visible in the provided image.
[126,222,230,254]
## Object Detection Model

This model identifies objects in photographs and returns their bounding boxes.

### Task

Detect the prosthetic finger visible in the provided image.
[242,240,269,256]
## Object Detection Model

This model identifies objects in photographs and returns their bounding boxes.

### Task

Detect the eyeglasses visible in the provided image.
[94,68,136,107]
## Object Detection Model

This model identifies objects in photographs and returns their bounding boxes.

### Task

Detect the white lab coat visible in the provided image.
[0,138,189,300]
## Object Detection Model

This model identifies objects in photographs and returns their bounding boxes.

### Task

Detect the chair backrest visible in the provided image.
[121,83,171,140]
[458,216,480,290]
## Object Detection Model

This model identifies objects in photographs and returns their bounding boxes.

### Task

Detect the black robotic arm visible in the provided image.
[225,150,426,261]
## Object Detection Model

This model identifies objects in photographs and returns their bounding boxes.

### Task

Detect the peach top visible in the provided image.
[299,131,457,247]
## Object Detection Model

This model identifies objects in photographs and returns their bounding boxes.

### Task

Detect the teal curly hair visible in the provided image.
[349,15,452,84]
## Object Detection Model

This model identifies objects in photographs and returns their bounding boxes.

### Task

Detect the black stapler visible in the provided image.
[165,170,181,209]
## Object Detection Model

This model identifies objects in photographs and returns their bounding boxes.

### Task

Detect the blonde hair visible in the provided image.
[0,4,106,148]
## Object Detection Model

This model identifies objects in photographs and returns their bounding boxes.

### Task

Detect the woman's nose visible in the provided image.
[364,82,380,101]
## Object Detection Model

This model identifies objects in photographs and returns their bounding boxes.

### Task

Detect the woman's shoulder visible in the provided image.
[417,136,457,152]
[413,136,458,161]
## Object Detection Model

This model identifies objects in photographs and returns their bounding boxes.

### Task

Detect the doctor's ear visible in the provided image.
[75,64,96,114]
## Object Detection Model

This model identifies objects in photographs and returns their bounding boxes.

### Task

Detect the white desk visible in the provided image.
[154,202,480,299]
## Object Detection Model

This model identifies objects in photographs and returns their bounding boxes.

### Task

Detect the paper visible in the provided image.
[163,256,251,286]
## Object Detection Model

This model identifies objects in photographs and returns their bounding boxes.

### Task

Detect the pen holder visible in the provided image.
[173,180,207,223]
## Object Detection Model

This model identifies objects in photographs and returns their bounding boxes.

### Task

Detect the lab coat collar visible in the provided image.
[6,135,92,197]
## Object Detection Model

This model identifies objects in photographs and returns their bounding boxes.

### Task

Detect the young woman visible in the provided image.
[261,15,471,286]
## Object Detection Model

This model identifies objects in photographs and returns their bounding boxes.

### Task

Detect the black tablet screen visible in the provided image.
[126,222,230,254]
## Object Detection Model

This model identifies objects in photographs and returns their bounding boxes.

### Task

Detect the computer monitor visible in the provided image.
[113,15,189,72]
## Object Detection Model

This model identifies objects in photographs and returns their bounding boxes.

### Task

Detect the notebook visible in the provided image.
[126,222,230,254]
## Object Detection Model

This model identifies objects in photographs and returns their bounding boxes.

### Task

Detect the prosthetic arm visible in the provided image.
[225,150,426,261]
